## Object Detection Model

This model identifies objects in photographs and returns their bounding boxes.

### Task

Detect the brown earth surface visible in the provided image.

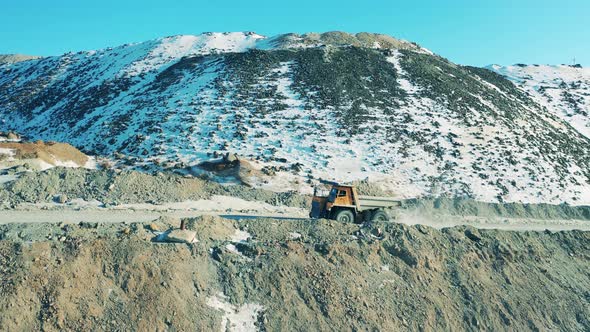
[0,141,89,166]
[0,216,588,331]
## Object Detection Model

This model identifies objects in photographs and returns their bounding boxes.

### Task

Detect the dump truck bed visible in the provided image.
[357,195,401,211]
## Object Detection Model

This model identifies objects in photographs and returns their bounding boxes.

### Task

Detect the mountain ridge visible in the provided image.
[46,31,428,57]
[0,54,41,64]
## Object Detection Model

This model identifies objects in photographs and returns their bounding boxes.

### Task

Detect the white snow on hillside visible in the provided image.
[2,33,590,205]
[126,32,266,75]
[489,64,590,138]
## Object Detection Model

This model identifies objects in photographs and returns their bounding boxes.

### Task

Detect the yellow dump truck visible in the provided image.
[310,183,400,222]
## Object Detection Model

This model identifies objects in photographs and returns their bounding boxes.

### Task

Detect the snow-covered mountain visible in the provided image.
[1,31,590,204]
[488,64,590,138]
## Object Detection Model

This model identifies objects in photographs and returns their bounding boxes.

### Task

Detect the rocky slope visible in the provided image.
[1,32,590,204]
[489,64,590,138]
[0,216,588,331]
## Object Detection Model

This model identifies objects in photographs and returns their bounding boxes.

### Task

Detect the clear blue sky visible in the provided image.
[1,0,588,66]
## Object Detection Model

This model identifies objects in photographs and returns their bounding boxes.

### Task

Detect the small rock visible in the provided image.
[55,194,68,204]
[225,153,239,163]
[79,221,98,229]
[465,228,482,242]
[372,228,383,237]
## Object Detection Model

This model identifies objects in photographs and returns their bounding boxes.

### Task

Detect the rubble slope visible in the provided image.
[0,217,588,331]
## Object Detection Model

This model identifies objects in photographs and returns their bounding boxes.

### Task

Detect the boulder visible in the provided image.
[6,132,19,140]
[164,230,198,244]
[148,223,160,232]
[55,194,68,204]
[225,153,239,163]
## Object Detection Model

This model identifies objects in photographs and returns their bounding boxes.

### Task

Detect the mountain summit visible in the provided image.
[1,32,589,204]
[0,54,41,64]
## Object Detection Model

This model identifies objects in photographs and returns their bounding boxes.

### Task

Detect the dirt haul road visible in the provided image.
[2,167,590,231]
[1,208,590,231]
[0,210,305,225]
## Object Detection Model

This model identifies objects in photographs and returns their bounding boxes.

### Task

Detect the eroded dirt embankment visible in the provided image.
[0,217,588,331]
[0,167,309,209]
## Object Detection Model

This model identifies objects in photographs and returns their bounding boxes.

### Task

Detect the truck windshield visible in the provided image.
[328,188,337,202]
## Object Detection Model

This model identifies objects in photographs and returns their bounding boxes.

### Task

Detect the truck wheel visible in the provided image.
[334,209,355,223]
[362,211,372,223]
[370,210,389,222]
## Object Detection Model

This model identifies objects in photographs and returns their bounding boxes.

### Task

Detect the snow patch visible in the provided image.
[126,32,265,75]
[0,148,15,157]
[206,293,263,332]
[387,51,419,94]
[230,228,252,243]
